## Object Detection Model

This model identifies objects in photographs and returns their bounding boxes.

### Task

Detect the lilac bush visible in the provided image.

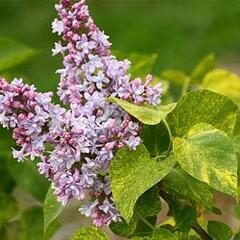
[1,1,240,239]
[0,0,161,227]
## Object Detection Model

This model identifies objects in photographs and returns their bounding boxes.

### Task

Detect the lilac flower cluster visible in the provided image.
[0,0,161,227]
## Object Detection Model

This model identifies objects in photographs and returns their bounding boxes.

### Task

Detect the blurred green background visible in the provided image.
[1,0,240,239]
[1,0,240,93]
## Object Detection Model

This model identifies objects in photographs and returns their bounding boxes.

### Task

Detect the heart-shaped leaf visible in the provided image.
[163,166,214,210]
[173,123,238,198]
[168,89,238,137]
[110,144,176,222]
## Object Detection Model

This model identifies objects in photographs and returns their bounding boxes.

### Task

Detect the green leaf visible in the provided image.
[152,228,178,240]
[71,226,108,240]
[132,187,160,237]
[207,221,233,240]
[238,155,240,199]
[141,121,171,157]
[190,54,216,83]
[134,186,161,218]
[110,187,160,237]
[173,123,238,198]
[110,218,138,237]
[110,144,176,223]
[110,216,157,238]
[233,115,240,152]
[201,69,240,106]
[175,206,197,233]
[109,96,176,125]
[181,237,200,240]
[161,69,188,86]
[43,186,64,236]
[163,166,214,210]
[109,97,161,125]
[167,193,197,233]
[131,228,177,240]
[168,89,239,137]
[43,219,61,240]
[133,216,157,237]
[0,37,36,72]
[131,237,149,240]
[157,103,177,121]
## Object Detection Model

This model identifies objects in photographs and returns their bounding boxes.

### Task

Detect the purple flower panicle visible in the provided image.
[0,0,161,227]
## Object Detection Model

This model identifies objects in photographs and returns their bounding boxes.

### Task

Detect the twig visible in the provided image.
[192,222,212,240]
